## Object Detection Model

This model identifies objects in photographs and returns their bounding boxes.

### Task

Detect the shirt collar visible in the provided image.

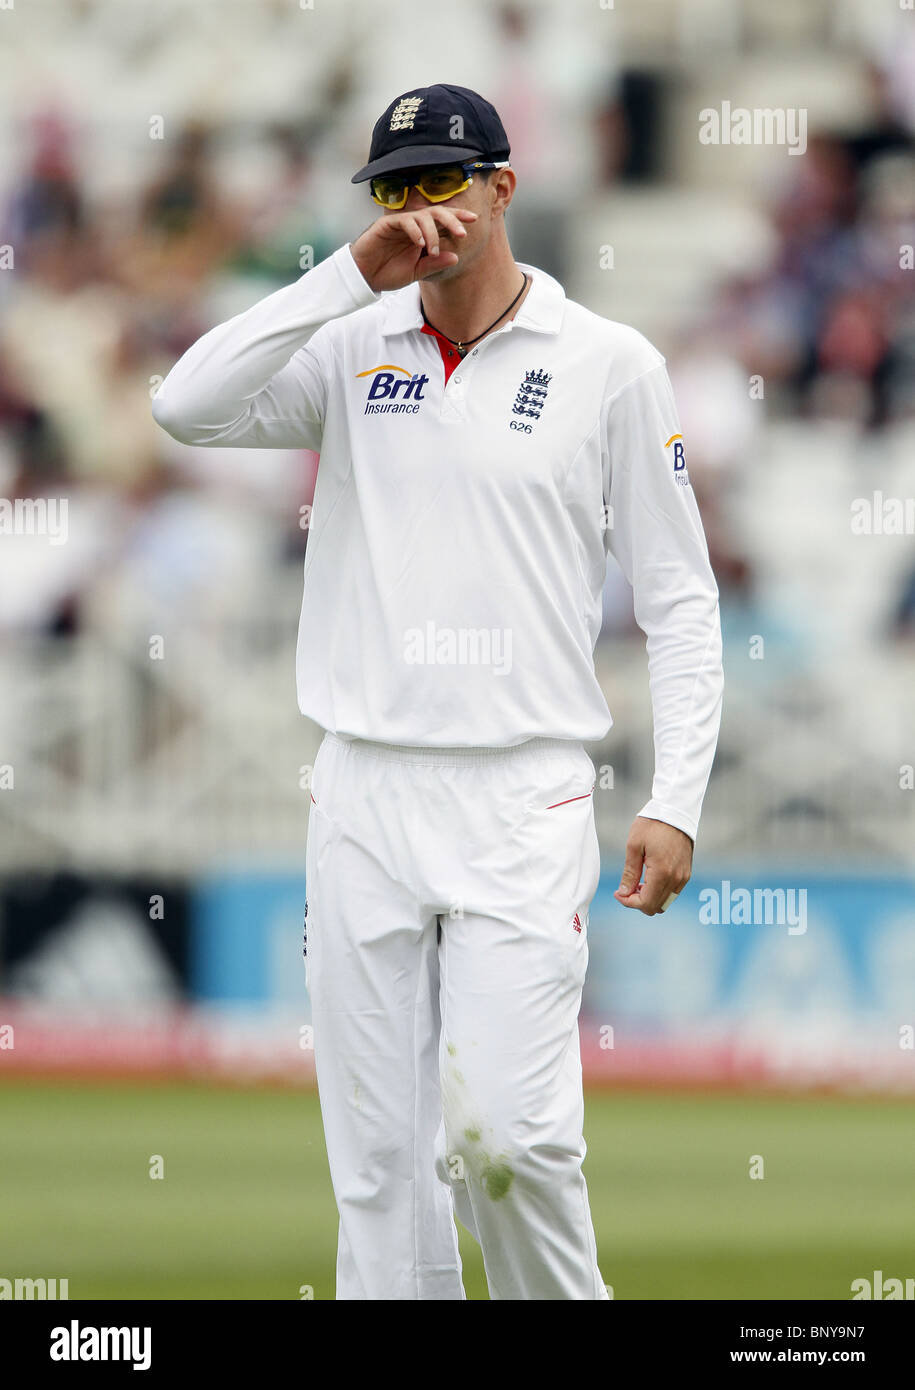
[379,261,565,339]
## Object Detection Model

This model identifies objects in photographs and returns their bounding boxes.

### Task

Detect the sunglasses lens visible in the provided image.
[417,166,466,198]
[370,165,471,207]
[371,178,407,206]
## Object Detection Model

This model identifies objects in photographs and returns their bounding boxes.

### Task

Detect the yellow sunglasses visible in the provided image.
[370,160,509,210]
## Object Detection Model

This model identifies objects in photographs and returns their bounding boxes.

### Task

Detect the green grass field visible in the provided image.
[1,1079,913,1300]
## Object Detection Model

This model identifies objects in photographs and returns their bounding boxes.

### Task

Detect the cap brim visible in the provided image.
[351,144,486,184]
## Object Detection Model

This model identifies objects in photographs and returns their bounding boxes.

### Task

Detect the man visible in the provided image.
[152,84,724,1301]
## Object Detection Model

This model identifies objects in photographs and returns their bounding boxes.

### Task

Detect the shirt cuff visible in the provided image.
[636,799,698,845]
[335,242,381,307]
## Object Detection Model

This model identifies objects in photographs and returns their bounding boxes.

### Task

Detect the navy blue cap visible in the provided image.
[351,84,511,184]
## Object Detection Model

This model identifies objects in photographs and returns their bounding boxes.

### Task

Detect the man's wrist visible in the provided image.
[636,814,694,848]
[636,799,698,845]
[347,240,375,292]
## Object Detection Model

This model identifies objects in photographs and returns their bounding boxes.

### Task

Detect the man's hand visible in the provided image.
[614,816,693,916]
[350,206,478,292]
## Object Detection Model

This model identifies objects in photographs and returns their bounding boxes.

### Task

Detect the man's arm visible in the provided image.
[151,244,377,450]
[602,355,724,912]
[151,206,478,450]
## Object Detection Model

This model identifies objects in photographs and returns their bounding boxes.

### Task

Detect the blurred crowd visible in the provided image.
[1,0,914,642]
[665,76,915,625]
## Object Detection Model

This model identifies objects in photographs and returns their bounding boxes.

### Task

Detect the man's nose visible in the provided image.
[402,184,428,213]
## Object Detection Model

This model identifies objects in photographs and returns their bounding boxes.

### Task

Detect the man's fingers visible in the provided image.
[415,249,459,278]
[613,890,646,909]
[396,216,426,250]
[621,866,689,916]
[615,877,671,915]
[353,207,478,291]
[614,845,687,915]
[633,861,671,915]
[613,818,693,915]
[431,206,477,236]
[406,209,432,257]
[389,207,477,247]
[407,206,477,275]
[614,840,644,903]
[416,206,475,255]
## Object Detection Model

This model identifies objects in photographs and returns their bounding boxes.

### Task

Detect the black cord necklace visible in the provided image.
[421,271,529,357]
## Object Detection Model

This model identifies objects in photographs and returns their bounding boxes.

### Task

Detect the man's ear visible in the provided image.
[492,168,516,218]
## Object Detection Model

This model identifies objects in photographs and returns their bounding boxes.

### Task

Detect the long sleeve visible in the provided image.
[602,360,724,843]
[151,243,379,449]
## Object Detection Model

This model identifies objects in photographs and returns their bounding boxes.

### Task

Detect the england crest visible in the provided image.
[511,368,552,423]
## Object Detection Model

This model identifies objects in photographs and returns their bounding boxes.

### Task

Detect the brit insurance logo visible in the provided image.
[665,433,690,485]
[357,364,430,416]
[509,368,552,434]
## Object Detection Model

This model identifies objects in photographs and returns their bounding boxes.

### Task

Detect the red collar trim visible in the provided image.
[420,321,463,385]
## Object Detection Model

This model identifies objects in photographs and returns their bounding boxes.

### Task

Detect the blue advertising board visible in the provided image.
[191,868,915,1048]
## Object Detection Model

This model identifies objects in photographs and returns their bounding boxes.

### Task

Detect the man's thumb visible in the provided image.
[617,842,644,894]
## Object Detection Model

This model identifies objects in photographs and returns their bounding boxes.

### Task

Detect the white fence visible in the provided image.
[1,603,912,874]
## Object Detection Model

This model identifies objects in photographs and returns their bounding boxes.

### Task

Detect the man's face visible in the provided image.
[381,163,505,280]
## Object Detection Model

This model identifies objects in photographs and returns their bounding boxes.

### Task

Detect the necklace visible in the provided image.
[421,271,529,357]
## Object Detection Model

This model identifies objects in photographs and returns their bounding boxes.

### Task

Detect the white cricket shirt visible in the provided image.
[152,244,724,841]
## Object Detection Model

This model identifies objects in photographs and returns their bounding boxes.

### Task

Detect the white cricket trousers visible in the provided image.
[304,731,609,1301]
